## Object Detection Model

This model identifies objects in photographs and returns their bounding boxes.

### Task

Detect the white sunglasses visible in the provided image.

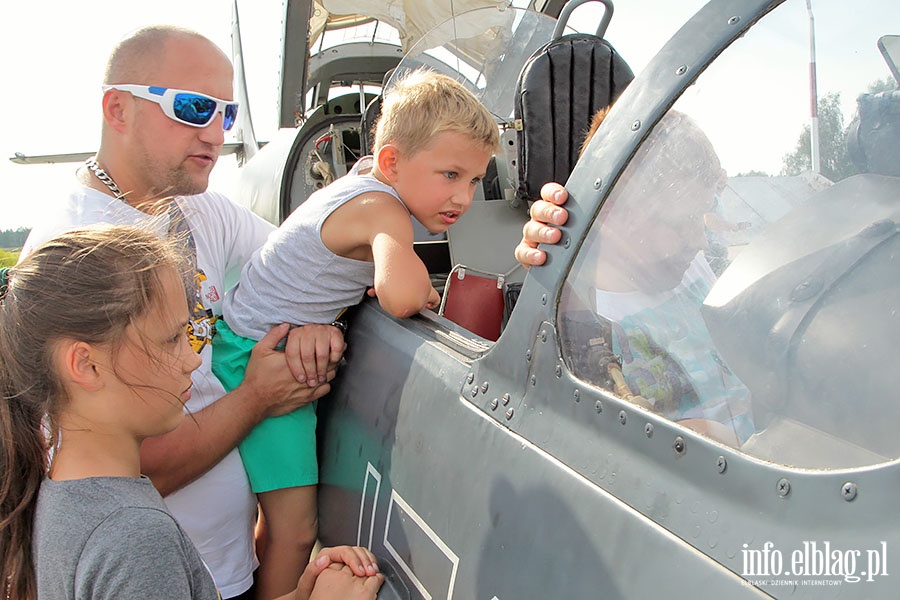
[103,84,239,130]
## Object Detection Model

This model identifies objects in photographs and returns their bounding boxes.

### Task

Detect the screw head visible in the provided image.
[644,423,654,437]
[466,372,475,384]
[618,410,627,425]
[501,393,511,406]
[481,382,489,394]
[777,478,792,498]
[716,456,727,474]
[675,65,688,76]
[505,407,515,420]
[631,119,642,131]
[673,436,686,455]
[593,178,602,189]
[841,482,858,502]
[595,400,603,413]
[573,389,580,402]
[489,398,499,411]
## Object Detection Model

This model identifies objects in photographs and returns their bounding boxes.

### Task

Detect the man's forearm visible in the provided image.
[140,322,340,496]
[139,384,265,496]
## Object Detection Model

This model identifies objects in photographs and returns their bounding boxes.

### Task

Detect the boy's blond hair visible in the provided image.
[373,70,500,157]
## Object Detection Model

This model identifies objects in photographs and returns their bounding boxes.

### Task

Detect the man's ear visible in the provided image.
[375,144,401,182]
[60,340,105,392]
[102,89,130,133]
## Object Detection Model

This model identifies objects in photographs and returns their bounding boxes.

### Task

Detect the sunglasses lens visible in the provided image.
[173,93,218,126]
[223,104,238,131]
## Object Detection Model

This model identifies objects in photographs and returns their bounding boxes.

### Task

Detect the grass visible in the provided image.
[0,248,20,268]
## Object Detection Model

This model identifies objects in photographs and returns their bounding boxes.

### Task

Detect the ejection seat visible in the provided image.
[513,0,634,207]
[439,0,635,340]
[359,69,393,156]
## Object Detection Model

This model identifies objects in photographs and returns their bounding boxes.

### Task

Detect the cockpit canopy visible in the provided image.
[558,0,900,470]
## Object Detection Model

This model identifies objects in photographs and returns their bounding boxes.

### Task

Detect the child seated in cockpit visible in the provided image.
[212,69,499,599]
[560,108,754,447]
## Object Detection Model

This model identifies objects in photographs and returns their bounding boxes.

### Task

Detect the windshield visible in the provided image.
[385,6,568,121]
[559,0,900,469]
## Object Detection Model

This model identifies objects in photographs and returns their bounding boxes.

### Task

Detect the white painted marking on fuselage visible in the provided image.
[384,489,460,600]
[357,462,381,548]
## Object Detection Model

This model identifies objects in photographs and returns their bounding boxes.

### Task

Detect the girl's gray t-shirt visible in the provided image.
[33,476,220,600]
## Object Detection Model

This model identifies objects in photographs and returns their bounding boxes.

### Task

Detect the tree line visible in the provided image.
[780,77,895,181]
[0,228,31,249]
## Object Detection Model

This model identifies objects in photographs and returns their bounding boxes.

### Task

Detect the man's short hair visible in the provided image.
[104,25,212,84]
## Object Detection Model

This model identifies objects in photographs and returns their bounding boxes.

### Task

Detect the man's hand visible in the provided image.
[284,323,346,386]
[514,182,570,268]
[240,323,334,419]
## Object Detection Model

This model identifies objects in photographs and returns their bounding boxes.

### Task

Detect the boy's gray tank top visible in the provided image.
[223,158,405,340]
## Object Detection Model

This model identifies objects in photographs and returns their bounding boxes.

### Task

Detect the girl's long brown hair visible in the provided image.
[0,225,186,600]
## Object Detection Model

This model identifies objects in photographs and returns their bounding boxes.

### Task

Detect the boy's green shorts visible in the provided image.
[211,319,318,493]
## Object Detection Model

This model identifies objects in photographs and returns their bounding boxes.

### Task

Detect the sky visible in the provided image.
[2,0,894,230]
[0,0,711,231]
[0,1,284,230]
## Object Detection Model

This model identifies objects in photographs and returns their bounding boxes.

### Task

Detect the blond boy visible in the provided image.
[212,69,499,599]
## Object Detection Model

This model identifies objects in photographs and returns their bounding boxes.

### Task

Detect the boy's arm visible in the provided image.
[368,198,437,318]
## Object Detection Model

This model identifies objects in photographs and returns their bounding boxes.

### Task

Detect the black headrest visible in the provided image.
[514,34,633,206]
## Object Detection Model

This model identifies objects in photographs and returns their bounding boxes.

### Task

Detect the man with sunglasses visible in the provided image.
[21,25,358,600]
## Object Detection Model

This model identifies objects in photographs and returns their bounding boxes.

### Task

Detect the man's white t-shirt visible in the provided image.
[23,185,275,598]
